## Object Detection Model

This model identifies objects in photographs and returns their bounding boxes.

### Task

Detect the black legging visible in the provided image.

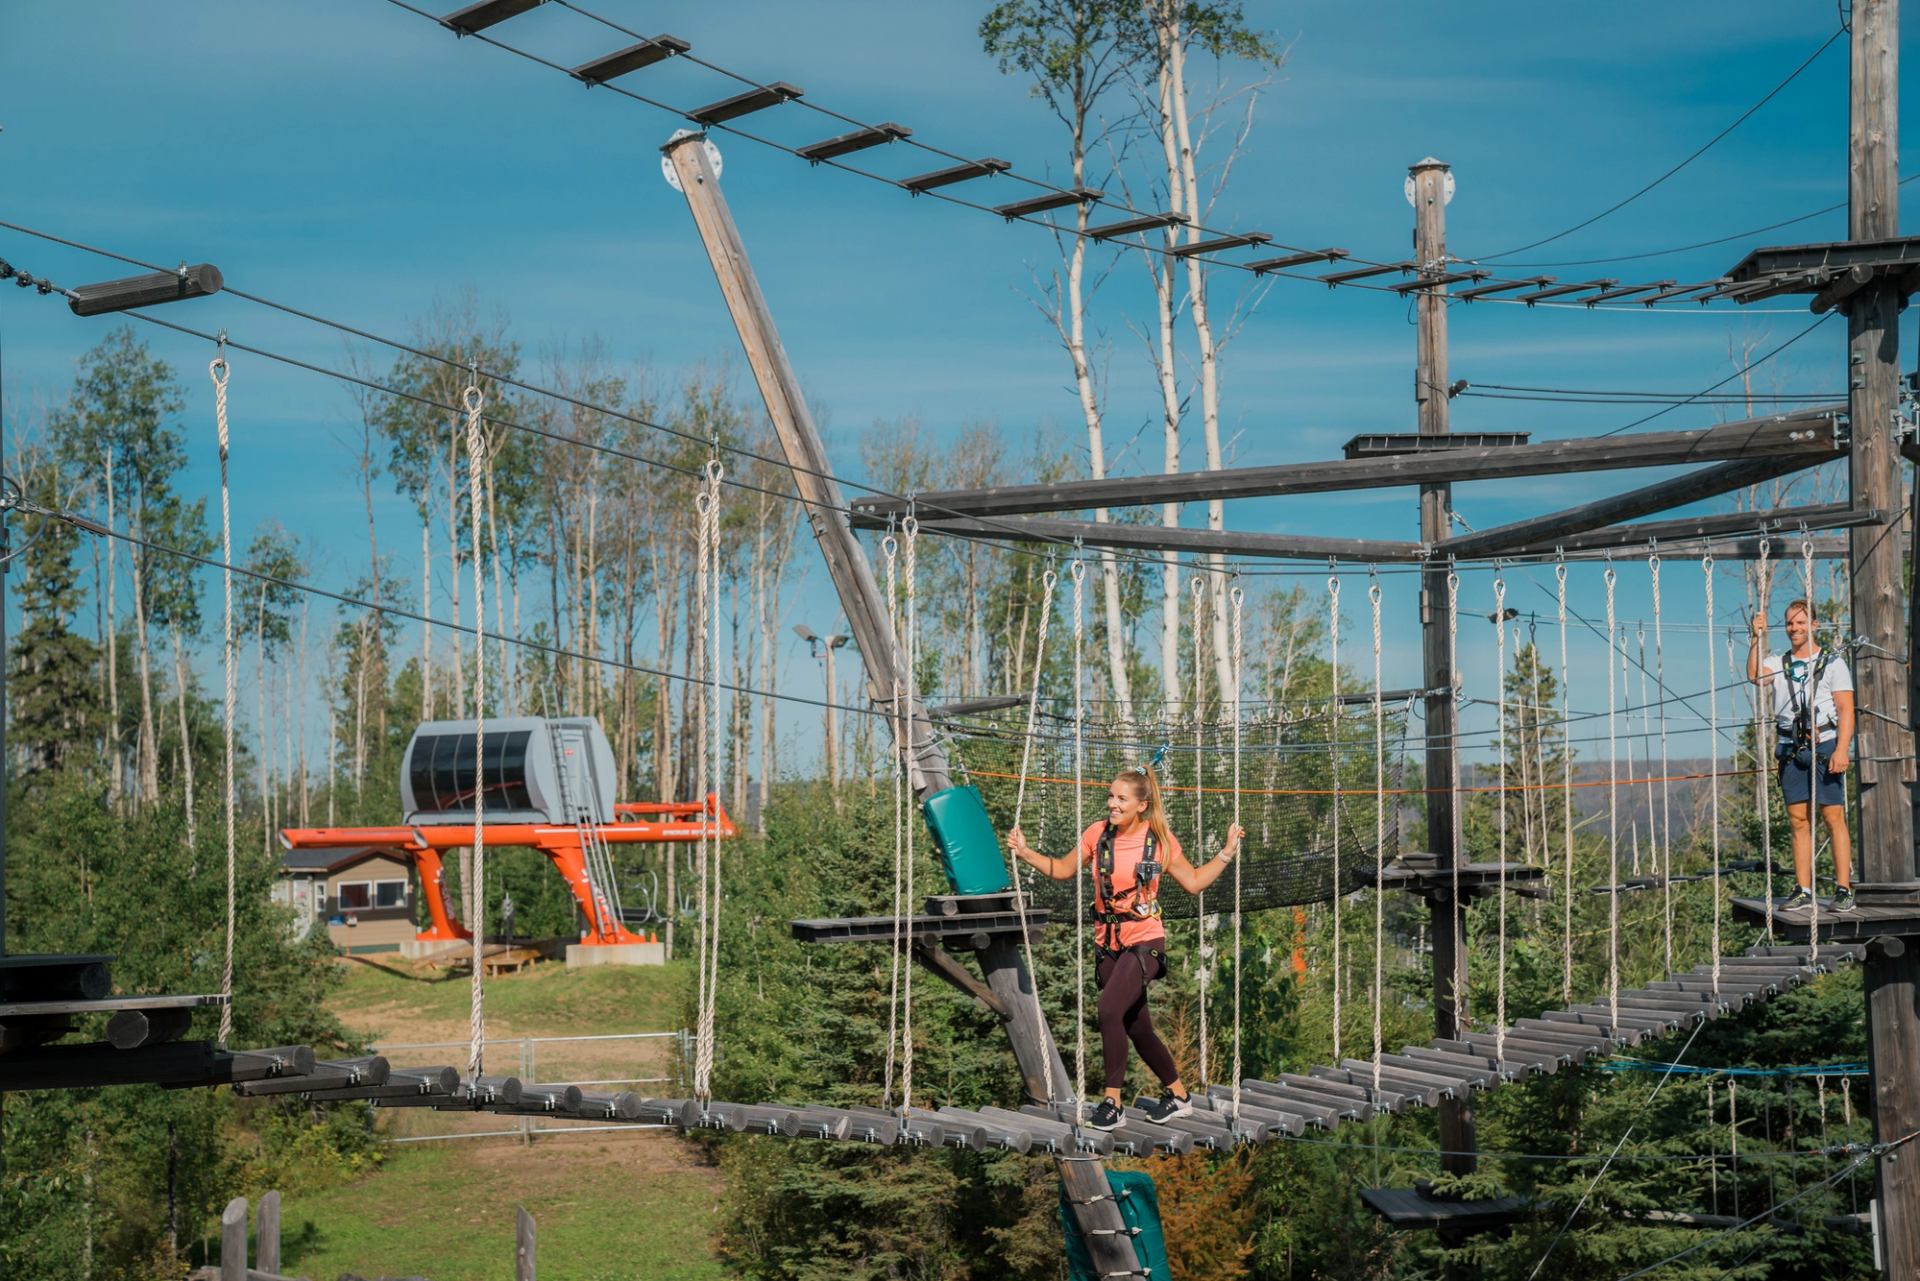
[1095,943,1179,1091]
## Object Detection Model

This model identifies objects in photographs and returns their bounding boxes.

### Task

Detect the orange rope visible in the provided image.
[966,765,1762,798]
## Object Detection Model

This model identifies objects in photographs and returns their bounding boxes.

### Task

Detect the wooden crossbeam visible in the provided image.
[1436,451,1843,559]
[854,410,1845,521]
[1503,501,1884,557]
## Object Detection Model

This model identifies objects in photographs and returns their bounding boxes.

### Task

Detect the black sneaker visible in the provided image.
[1085,1098,1126,1131]
[1834,888,1857,913]
[1781,888,1815,912]
[1139,1091,1194,1125]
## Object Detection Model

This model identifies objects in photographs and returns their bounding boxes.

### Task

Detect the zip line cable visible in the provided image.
[1473,26,1846,263]
[1594,313,1840,437]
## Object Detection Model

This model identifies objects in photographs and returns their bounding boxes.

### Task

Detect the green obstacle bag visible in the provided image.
[921,785,1013,895]
[1060,1169,1171,1281]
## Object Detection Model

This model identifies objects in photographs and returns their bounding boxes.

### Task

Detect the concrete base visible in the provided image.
[566,942,666,968]
[398,936,471,961]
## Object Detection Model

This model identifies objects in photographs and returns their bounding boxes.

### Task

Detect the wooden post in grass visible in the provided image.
[516,1204,537,1281]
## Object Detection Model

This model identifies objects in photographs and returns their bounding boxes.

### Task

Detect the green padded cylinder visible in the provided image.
[1059,1170,1170,1281]
[921,785,1012,895]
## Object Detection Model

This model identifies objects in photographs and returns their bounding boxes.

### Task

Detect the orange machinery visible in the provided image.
[280,796,736,947]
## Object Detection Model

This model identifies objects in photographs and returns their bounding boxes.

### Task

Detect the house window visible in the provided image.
[375,880,408,909]
[336,881,372,911]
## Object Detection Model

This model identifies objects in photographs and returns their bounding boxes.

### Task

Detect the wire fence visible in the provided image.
[368,1030,688,1145]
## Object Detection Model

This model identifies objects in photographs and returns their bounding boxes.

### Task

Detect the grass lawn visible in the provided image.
[330,955,693,1043]
[277,1139,726,1281]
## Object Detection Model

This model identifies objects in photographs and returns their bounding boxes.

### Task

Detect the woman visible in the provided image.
[1008,763,1243,1131]
[1747,599,1856,912]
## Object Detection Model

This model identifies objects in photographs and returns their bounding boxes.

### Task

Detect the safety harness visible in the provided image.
[1093,820,1162,954]
[1778,646,1837,766]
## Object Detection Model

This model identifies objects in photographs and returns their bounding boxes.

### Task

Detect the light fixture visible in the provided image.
[901,158,1011,192]
[688,81,804,125]
[993,188,1103,219]
[571,35,690,84]
[796,122,911,163]
[67,264,224,317]
[440,0,545,35]
[793,624,818,644]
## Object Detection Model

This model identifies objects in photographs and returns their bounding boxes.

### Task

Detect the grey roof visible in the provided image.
[278,846,410,876]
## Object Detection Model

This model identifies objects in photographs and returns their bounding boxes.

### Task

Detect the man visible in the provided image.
[1748,599,1855,912]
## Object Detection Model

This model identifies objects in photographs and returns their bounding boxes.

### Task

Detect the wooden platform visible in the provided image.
[0,952,230,1075]
[1732,882,1920,944]
[1377,854,1549,903]
[1360,1185,1533,1238]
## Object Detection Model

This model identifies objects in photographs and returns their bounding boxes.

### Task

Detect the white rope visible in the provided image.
[1191,573,1210,1089]
[1705,556,1721,991]
[692,461,726,1101]
[1494,573,1509,1062]
[1757,538,1774,937]
[1605,561,1620,1030]
[1446,569,1464,1018]
[463,380,488,1080]
[1229,584,1245,1122]
[209,350,237,1046]
[1327,574,1342,1062]
[1802,537,1820,964]
[1652,553,1672,976]
[1370,572,1384,1093]
[881,531,904,1108]
[1009,565,1058,1102]
[1557,558,1572,1003]
[898,513,918,1113]
[1070,558,1088,1117]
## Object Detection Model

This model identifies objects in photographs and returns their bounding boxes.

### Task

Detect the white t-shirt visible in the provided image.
[1762,648,1853,742]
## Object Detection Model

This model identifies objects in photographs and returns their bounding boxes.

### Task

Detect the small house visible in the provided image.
[274,846,418,955]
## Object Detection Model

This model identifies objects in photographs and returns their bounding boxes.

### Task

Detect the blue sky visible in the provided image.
[0,1,1908,774]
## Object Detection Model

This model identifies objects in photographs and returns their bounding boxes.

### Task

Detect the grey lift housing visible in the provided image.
[401,717,618,825]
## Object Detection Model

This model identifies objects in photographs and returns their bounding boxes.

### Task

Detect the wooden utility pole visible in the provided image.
[1847,2,1920,1274]
[1411,157,1476,1180]
[663,132,1140,1279]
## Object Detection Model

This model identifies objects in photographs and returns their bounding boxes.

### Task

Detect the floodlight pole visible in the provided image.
[1410,157,1476,1183]
[1845,2,1920,1274]
[662,133,1142,1278]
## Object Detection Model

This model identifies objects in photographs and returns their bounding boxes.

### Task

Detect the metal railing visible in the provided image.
[369,1030,690,1144]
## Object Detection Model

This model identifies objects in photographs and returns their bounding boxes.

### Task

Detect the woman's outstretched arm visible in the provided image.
[1008,826,1082,881]
[1166,823,1245,894]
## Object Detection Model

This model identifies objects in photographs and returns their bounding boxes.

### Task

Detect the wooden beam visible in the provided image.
[868,511,1424,563]
[1437,453,1839,559]
[1504,502,1885,557]
[0,1041,314,1092]
[855,409,1844,520]
[221,1197,247,1281]
[516,1205,536,1281]
[256,1191,281,1277]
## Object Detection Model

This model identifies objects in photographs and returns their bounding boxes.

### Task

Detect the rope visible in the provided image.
[1229,584,1245,1122]
[692,461,725,1101]
[1070,558,1088,1117]
[1494,573,1509,1062]
[1370,572,1384,1093]
[1008,565,1058,1103]
[209,349,236,1046]
[462,379,487,1080]
[1557,558,1572,1003]
[1327,574,1342,1062]
[1191,573,1210,1088]
[1447,569,1464,1015]
[1605,562,1620,1029]
[1803,537,1820,964]
[1757,537,1774,937]
[1705,556,1721,991]
[881,531,903,1108]
[1652,553,1672,976]
[898,513,918,1113]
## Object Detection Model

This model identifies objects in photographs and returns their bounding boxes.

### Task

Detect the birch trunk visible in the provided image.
[420,518,433,720]
[128,528,160,804]
[170,620,195,846]
[103,453,123,811]
[1150,65,1185,714]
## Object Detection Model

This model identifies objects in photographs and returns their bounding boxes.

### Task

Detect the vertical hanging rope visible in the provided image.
[1369,572,1385,1092]
[1494,573,1509,1062]
[1191,573,1210,1088]
[1327,574,1342,1062]
[1556,558,1572,1003]
[1228,584,1245,1121]
[692,475,713,1101]
[1447,569,1464,1015]
[1756,537,1774,937]
[1006,568,1067,1106]
[1605,561,1620,1030]
[1705,556,1721,991]
[209,348,237,1046]
[1652,553,1672,976]
[691,461,725,1103]
[462,380,488,1081]
[1070,558,1088,1118]
[881,532,904,1108]
[898,513,918,1114]
[1802,537,1820,962]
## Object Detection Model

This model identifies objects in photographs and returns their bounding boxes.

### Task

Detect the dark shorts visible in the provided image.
[1779,737,1846,808]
